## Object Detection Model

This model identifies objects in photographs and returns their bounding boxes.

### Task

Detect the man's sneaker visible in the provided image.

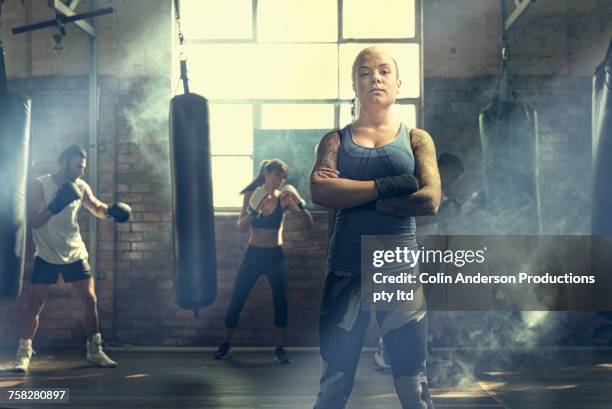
[214,342,231,359]
[374,338,391,370]
[12,339,33,373]
[86,333,117,368]
[274,346,291,364]
[422,382,436,409]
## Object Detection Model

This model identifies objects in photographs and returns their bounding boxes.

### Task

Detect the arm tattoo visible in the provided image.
[411,128,440,187]
[313,131,340,172]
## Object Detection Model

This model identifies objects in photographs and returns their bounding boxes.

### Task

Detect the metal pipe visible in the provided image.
[88,0,98,278]
[418,0,424,129]
[0,45,7,93]
[12,6,112,36]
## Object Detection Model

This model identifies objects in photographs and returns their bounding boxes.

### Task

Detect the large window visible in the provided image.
[176,0,422,208]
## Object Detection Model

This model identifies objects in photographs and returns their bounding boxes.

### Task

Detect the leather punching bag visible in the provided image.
[169,92,217,311]
[0,46,31,304]
[593,39,612,236]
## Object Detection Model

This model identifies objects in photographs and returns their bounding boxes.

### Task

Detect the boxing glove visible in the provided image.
[248,186,270,218]
[48,182,82,214]
[107,202,131,223]
[280,184,306,209]
[460,191,485,213]
[375,173,419,198]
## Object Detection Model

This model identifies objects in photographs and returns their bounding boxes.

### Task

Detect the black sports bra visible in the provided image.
[251,199,283,230]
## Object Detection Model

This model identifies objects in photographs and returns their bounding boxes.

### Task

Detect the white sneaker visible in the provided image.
[86,333,117,368]
[374,338,391,370]
[12,339,33,373]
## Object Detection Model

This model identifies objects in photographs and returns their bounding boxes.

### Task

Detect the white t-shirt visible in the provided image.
[32,174,88,264]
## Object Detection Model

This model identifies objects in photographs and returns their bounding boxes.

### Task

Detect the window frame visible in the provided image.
[176,0,424,211]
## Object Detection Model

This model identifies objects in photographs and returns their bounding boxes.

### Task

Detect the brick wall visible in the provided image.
[425,75,592,234]
[423,0,612,77]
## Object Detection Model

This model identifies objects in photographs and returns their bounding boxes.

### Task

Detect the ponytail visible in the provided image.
[240,160,269,194]
[240,158,289,194]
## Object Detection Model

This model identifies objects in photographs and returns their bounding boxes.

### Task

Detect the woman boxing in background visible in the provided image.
[215,159,312,363]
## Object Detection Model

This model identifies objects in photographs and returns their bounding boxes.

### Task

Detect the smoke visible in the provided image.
[120,78,171,180]
[109,2,173,191]
[397,60,596,389]
[429,310,570,388]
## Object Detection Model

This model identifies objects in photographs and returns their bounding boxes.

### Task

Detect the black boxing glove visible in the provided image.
[374,173,419,199]
[107,202,131,223]
[48,182,82,214]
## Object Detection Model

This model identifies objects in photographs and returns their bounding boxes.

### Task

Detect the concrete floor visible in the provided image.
[1,348,612,408]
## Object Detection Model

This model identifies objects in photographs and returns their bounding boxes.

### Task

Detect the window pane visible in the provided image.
[339,43,420,99]
[394,104,417,128]
[257,0,337,43]
[256,44,338,99]
[212,157,253,207]
[339,104,354,127]
[184,44,258,99]
[261,104,334,129]
[343,0,415,39]
[210,104,253,155]
[185,44,337,100]
[181,0,252,40]
[340,104,416,128]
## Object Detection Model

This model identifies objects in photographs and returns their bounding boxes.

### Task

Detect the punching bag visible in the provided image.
[592,39,612,316]
[0,45,31,304]
[169,90,217,311]
[479,64,542,234]
[592,38,612,236]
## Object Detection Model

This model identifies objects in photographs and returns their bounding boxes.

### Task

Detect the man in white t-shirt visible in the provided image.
[13,144,131,373]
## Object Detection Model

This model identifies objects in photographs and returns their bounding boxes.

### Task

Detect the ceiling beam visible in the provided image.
[505,0,533,31]
[51,0,95,37]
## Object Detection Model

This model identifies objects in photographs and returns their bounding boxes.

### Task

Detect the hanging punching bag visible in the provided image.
[592,39,612,316]
[592,39,612,236]
[169,61,217,311]
[479,66,542,234]
[0,45,31,305]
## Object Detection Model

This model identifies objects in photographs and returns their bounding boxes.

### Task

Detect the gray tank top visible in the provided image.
[329,123,418,274]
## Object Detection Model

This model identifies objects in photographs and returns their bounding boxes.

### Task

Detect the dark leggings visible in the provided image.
[224,245,288,329]
[314,270,432,409]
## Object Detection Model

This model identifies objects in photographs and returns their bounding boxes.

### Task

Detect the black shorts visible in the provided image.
[31,257,92,284]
